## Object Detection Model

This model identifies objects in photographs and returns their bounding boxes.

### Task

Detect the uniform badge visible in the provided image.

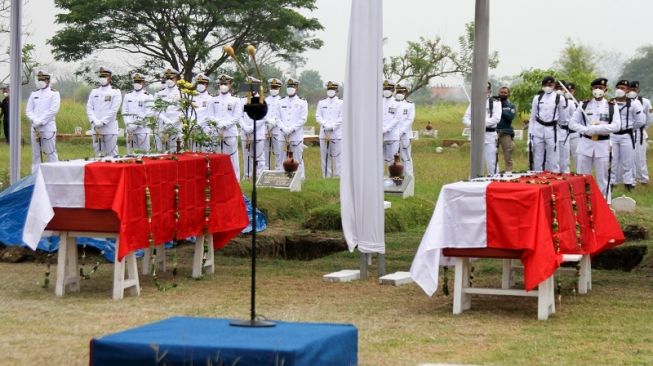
[202,101,207,107]
[403,109,408,115]
[104,95,112,102]
[599,113,609,122]
[389,107,395,114]
[138,101,143,107]
[227,104,233,111]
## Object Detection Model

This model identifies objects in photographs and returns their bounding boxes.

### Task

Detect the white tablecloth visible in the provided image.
[409,181,490,297]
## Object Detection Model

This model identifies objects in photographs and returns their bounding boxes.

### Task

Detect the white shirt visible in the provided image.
[569,98,622,158]
[396,100,416,136]
[154,86,181,131]
[86,85,122,135]
[26,86,60,133]
[122,89,154,132]
[315,96,343,139]
[382,96,400,141]
[614,98,646,131]
[528,92,566,137]
[239,97,267,140]
[462,98,502,144]
[192,91,213,127]
[275,95,308,143]
[209,92,241,138]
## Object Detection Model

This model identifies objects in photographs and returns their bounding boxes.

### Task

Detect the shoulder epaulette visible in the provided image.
[51,88,58,92]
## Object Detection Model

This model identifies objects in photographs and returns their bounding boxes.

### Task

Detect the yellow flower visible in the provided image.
[176,79,185,86]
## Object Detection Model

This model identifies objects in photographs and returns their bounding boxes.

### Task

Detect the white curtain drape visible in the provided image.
[340,0,385,254]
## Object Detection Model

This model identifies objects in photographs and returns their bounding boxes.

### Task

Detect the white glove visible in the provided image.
[244,126,253,134]
[216,120,226,129]
[282,127,293,136]
[266,119,277,129]
[585,125,598,136]
[126,124,137,133]
[32,119,43,128]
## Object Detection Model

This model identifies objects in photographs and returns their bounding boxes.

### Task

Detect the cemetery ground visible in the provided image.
[0,103,652,365]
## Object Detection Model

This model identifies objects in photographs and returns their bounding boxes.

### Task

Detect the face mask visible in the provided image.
[499,95,508,101]
[133,83,143,91]
[196,84,207,93]
[592,88,605,98]
[166,79,176,88]
[627,91,638,99]
[327,90,336,98]
[269,88,280,97]
[555,89,564,95]
[37,80,47,89]
[395,93,405,101]
[542,86,553,94]
[99,77,109,86]
[219,84,230,94]
[286,87,297,96]
[565,92,573,99]
[614,89,626,98]
[383,90,393,98]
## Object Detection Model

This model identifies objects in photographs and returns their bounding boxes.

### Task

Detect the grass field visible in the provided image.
[0,101,652,365]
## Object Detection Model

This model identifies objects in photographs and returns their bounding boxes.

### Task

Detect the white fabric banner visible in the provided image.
[22,160,90,249]
[410,181,491,296]
[340,0,385,254]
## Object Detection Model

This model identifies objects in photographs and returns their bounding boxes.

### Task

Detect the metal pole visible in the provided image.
[470,0,490,179]
[9,0,22,183]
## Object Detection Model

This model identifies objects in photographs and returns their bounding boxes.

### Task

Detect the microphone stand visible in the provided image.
[228,44,275,328]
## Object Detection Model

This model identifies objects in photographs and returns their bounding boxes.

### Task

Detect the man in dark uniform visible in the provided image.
[497,86,516,173]
[1,86,9,143]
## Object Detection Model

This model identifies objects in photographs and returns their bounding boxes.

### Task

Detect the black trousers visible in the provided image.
[3,118,8,143]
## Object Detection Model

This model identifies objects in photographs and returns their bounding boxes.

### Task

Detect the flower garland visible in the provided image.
[585,178,595,233]
[202,156,212,271]
[551,193,561,254]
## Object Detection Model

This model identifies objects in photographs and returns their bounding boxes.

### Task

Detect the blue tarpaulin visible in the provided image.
[0,176,267,261]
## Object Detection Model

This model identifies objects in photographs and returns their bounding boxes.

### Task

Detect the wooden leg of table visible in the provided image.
[578,254,590,294]
[462,258,472,311]
[125,252,140,297]
[65,235,80,293]
[359,253,369,280]
[377,254,386,277]
[141,248,151,275]
[453,257,465,315]
[537,276,552,320]
[192,235,205,279]
[55,232,69,297]
[113,243,125,300]
[501,259,513,289]
[204,235,215,275]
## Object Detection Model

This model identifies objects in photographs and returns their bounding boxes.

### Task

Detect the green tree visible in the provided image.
[620,45,653,97]
[384,22,499,97]
[49,0,323,82]
[298,69,324,104]
[553,38,596,101]
[509,68,560,116]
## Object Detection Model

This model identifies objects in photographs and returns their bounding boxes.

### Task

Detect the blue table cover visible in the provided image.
[90,317,357,366]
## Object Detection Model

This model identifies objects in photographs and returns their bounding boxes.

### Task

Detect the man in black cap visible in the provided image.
[628,81,652,185]
[610,80,645,191]
[528,76,565,172]
[569,78,621,199]
[86,66,122,157]
[26,69,61,172]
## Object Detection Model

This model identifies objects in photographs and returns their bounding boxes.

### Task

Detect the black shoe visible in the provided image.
[625,184,634,192]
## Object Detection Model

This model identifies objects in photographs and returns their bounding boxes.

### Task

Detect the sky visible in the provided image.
[6,0,653,85]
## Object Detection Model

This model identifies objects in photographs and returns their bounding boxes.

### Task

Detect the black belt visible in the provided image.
[535,118,557,127]
[485,127,496,132]
[582,134,609,141]
[614,128,633,136]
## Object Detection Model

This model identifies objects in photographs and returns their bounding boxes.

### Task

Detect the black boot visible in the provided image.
[625,184,634,192]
